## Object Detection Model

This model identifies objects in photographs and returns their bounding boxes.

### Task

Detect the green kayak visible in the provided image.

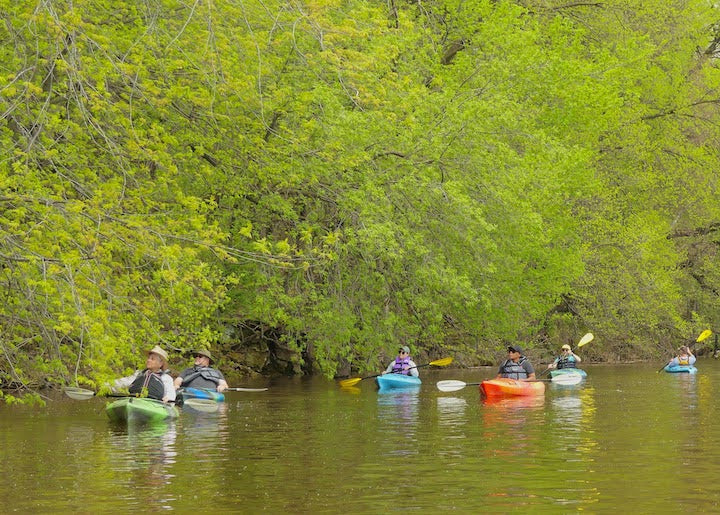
[105,397,179,424]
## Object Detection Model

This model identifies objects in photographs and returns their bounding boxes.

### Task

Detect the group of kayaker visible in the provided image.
[380,342,585,382]
[113,346,228,402]
[117,339,698,401]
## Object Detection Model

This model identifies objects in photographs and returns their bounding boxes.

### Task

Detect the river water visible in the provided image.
[2,361,720,512]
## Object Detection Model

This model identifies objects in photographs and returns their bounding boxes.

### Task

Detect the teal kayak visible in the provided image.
[376,374,421,389]
[177,387,225,403]
[550,368,587,378]
[664,365,697,374]
[106,397,179,423]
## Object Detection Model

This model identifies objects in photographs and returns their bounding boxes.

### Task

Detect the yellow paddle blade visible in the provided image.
[577,333,594,347]
[429,357,453,367]
[697,329,713,342]
[339,377,362,388]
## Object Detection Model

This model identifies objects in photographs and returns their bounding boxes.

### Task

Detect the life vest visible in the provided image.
[556,356,577,369]
[499,357,530,379]
[180,366,224,389]
[392,356,412,375]
[678,355,690,365]
[129,369,167,400]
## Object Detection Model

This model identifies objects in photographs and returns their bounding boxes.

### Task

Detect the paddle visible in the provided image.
[436,373,582,392]
[224,387,268,392]
[339,357,453,388]
[656,329,712,373]
[538,332,594,378]
[62,386,219,412]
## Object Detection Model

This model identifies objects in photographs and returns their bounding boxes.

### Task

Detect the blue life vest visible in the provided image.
[500,357,530,379]
[392,356,412,375]
[180,366,224,389]
[129,369,166,400]
[556,356,577,369]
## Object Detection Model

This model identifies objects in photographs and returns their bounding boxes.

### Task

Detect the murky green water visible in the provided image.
[2,362,720,512]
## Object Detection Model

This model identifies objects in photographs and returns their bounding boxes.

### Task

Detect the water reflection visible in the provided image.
[107,421,178,508]
[436,396,467,428]
[180,403,230,456]
[376,389,420,445]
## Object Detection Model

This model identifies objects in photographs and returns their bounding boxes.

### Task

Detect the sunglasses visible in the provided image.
[194,354,206,359]
[398,351,407,354]
[562,348,571,352]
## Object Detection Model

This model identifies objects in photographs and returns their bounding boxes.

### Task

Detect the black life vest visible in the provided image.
[500,357,530,379]
[181,366,224,389]
[129,369,166,400]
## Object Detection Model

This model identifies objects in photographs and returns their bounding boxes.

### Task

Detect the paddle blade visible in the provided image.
[436,380,469,392]
[339,377,362,388]
[697,329,712,343]
[63,387,95,400]
[551,373,583,385]
[182,398,219,413]
[578,333,594,347]
[429,357,453,367]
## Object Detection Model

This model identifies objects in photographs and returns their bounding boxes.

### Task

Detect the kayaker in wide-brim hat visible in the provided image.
[192,348,214,364]
[148,345,169,365]
[111,345,176,403]
[174,348,229,392]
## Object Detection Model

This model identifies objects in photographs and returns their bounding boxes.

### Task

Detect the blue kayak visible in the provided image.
[550,369,587,378]
[376,374,421,389]
[177,387,225,403]
[664,365,697,374]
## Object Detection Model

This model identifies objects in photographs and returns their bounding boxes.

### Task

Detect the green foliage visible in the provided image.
[2,0,720,396]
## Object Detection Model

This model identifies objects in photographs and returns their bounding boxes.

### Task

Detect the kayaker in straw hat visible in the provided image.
[174,349,229,392]
[113,345,176,402]
[496,344,536,381]
[382,346,419,377]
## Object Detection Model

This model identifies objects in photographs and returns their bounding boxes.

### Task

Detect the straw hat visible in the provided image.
[147,345,169,362]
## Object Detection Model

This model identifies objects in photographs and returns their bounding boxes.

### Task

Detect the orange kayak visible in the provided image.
[480,378,545,397]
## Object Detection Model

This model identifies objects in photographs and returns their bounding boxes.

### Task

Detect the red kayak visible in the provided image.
[480,378,545,397]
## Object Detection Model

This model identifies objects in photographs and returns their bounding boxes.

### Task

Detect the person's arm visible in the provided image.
[162,375,176,403]
[217,379,229,392]
[522,361,536,381]
[571,352,582,363]
[408,360,419,377]
[173,376,184,388]
[383,361,394,374]
[113,371,139,390]
[689,355,697,365]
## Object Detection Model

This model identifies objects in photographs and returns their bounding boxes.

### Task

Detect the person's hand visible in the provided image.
[162,396,169,403]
